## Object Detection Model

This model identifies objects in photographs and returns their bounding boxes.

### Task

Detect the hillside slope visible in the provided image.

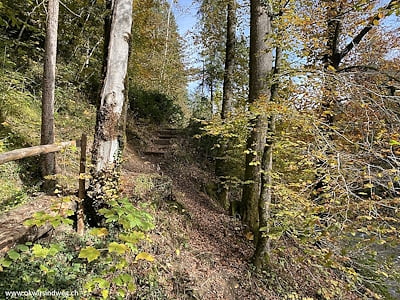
[122,124,277,299]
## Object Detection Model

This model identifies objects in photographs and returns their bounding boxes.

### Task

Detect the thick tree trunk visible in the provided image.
[221,0,236,119]
[40,0,59,191]
[253,116,274,270]
[216,0,237,210]
[85,0,133,226]
[253,46,282,270]
[241,0,273,234]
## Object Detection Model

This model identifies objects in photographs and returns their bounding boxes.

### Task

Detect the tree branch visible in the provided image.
[337,65,400,83]
[339,0,399,61]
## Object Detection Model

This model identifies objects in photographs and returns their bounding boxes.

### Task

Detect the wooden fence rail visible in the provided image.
[0,140,77,165]
[0,134,87,235]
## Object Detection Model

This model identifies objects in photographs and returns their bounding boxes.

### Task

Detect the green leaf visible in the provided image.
[108,242,128,255]
[79,246,101,262]
[0,258,12,268]
[90,228,109,237]
[117,289,126,297]
[120,273,132,283]
[119,231,145,244]
[116,258,127,270]
[48,244,61,256]
[32,244,50,258]
[135,252,154,262]
[40,264,49,273]
[7,250,20,261]
[389,139,400,146]
[128,282,136,292]
[16,244,29,252]
[94,277,110,289]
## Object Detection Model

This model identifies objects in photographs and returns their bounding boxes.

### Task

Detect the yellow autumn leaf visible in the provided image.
[101,289,109,299]
[327,65,336,72]
[89,228,108,237]
[245,232,254,241]
[373,19,380,26]
[135,252,155,262]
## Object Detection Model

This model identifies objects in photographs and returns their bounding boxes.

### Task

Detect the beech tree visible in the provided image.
[85,0,133,225]
[40,0,59,190]
[215,0,237,209]
[241,0,273,234]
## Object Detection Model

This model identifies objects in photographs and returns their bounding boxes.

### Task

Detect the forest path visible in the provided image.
[122,126,276,299]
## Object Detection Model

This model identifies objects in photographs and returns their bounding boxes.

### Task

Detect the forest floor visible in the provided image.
[121,125,278,299]
[0,124,278,299]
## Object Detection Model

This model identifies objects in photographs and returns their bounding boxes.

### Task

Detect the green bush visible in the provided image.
[129,88,183,124]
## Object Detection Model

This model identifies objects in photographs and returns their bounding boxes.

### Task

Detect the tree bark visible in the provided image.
[85,0,133,226]
[40,0,59,191]
[253,46,282,270]
[253,116,274,270]
[241,0,273,234]
[221,0,236,119]
[216,0,237,210]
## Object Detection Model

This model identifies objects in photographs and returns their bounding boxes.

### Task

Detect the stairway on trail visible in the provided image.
[142,127,183,157]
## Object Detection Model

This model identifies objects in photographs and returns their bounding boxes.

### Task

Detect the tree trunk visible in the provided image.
[160,0,173,83]
[216,0,237,210]
[221,0,236,119]
[253,46,282,270]
[253,116,274,270]
[85,0,133,226]
[241,0,273,234]
[40,0,59,191]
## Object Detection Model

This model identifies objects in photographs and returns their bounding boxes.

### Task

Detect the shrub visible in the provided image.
[129,88,183,124]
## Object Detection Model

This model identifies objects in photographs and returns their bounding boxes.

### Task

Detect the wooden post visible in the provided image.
[77,134,87,235]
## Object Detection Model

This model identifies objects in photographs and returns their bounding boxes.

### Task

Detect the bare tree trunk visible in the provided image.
[41,0,59,191]
[216,0,237,210]
[241,0,273,234]
[253,116,274,270]
[160,0,174,83]
[253,46,282,270]
[85,0,133,226]
[221,0,236,119]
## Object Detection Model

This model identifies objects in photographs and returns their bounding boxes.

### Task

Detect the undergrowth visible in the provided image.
[0,63,96,211]
[0,196,160,299]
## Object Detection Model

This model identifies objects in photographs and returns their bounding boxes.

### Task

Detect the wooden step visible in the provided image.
[157,129,183,136]
[157,135,177,139]
[153,139,171,145]
[143,150,166,156]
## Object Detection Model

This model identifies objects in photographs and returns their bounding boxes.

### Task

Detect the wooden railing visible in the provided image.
[0,134,88,234]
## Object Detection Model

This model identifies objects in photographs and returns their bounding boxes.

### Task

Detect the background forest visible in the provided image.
[0,0,400,299]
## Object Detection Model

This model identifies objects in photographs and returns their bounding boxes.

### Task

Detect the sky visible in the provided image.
[171,0,400,95]
[173,0,198,36]
[172,0,201,95]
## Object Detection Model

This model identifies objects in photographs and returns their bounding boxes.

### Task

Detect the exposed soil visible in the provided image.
[122,126,277,299]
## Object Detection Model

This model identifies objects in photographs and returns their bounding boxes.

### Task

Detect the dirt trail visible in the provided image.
[123,127,275,299]
[0,126,275,298]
